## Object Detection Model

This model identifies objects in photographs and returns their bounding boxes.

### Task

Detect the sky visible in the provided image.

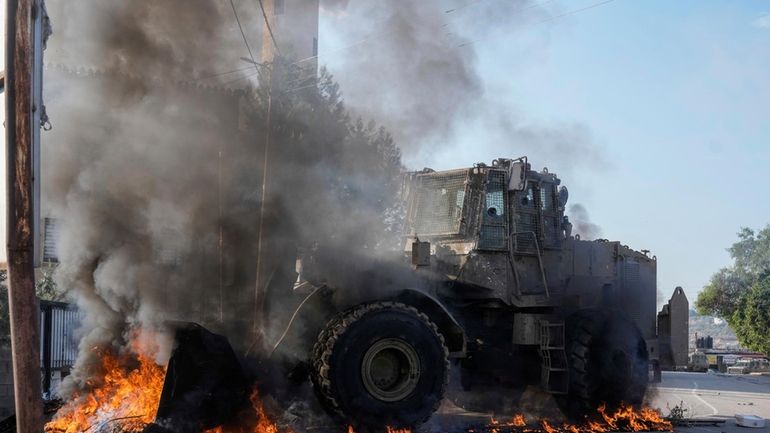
[318,0,770,304]
[2,1,770,305]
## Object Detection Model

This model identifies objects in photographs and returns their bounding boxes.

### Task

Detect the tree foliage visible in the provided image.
[696,226,770,354]
[0,267,65,345]
[240,62,404,258]
[731,275,770,355]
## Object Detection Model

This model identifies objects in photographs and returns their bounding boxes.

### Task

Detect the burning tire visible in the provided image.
[561,310,649,418]
[311,302,449,430]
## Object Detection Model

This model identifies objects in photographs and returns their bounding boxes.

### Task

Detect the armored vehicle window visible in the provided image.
[412,173,467,235]
[540,186,555,211]
[541,184,561,248]
[520,186,535,208]
[486,180,504,216]
[479,171,507,250]
[512,182,547,253]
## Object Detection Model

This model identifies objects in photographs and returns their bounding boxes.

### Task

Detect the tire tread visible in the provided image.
[310,302,449,428]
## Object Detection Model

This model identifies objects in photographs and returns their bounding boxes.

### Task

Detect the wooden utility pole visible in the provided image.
[5,0,44,431]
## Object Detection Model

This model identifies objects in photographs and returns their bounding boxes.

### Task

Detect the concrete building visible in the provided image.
[657,286,689,370]
[260,0,320,74]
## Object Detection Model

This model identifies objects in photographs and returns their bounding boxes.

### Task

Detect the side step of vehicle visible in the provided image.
[538,320,568,394]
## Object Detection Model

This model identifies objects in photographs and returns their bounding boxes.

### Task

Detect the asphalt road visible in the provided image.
[431,371,770,432]
[287,371,769,433]
[649,371,770,432]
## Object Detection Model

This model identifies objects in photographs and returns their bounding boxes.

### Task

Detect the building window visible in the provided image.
[43,218,59,263]
[313,37,318,56]
[275,0,285,15]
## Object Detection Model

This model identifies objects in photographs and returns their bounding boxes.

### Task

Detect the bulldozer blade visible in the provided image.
[142,322,250,433]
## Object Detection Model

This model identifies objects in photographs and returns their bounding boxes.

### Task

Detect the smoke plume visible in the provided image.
[320,0,608,170]
[43,0,402,396]
[569,203,603,240]
[43,0,609,402]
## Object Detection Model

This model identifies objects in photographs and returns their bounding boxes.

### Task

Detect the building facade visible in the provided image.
[260,0,320,74]
[657,286,689,370]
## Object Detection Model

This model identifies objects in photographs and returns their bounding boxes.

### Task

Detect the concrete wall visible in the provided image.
[657,286,689,369]
[669,286,689,367]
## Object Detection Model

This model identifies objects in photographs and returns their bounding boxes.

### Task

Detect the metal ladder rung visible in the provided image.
[539,320,569,394]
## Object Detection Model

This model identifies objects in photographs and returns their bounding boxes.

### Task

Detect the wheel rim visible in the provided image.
[361,338,421,402]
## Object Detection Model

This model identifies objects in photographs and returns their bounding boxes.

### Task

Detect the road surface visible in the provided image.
[430,371,770,432]
[650,371,770,433]
[282,371,770,432]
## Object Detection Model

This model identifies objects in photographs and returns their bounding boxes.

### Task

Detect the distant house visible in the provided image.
[657,286,689,370]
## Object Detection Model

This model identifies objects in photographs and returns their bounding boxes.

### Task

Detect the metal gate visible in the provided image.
[39,300,81,396]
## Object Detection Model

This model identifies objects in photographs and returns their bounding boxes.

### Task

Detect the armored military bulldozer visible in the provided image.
[152,157,659,433]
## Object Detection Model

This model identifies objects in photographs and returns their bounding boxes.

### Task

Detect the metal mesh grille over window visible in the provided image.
[541,185,561,248]
[513,185,541,253]
[412,173,467,235]
[479,171,507,250]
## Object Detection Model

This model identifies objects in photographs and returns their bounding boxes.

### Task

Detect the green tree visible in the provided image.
[730,275,770,355]
[0,267,64,345]
[696,268,746,318]
[240,61,403,255]
[36,267,63,302]
[696,226,770,354]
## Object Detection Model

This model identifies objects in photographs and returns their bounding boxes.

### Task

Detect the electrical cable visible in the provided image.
[229,0,261,76]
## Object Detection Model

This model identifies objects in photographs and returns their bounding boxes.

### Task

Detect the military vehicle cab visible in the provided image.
[398,157,658,414]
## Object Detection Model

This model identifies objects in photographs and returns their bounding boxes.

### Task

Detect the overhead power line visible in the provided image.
[538,0,617,24]
[193,65,258,83]
[229,0,261,75]
[224,70,261,86]
[458,0,620,48]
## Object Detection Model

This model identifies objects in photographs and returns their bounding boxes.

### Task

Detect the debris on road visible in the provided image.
[735,414,765,428]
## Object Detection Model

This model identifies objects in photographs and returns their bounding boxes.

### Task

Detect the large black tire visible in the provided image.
[311,302,449,431]
[561,311,649,418]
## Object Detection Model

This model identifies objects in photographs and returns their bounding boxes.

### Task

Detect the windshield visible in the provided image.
[411,172,467,235]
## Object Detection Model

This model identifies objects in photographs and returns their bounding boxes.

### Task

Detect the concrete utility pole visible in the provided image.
[5,0,44,431]
[253,61,272,342]
[259,0,276,64]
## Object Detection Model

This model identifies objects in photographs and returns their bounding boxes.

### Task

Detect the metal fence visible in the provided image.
[39,300,81,395]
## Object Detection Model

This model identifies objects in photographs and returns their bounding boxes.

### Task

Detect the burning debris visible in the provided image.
[47,359,673,433]
[460,406,671,433]
[44,326,287,433]
[44,347,164,432]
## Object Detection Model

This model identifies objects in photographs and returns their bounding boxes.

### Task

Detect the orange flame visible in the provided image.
[203,388,290,433]
[541,420,558,433]
[511,414,526,427]
[596,404,671,432]
[490,404,671,433]
[44,351,165,433]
